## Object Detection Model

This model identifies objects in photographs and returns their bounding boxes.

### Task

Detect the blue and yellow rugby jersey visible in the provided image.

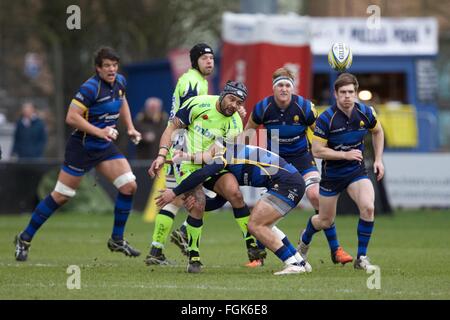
[251,95,317,157]
[313,102,378,178]
[70,73,127,150]
[171,144,303,208]
[220,144,298,187]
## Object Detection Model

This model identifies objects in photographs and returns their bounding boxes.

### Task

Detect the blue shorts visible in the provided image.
[283,152,318,176]
[62,135,125,177]
[268,168,305,211]
[319,167,368,197]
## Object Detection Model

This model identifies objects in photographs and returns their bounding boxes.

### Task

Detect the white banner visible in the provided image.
[310,17,438,56]
[222,12,311,46]
[384,153,450,208]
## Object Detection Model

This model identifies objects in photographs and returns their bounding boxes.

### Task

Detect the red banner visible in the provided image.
[220,13,312,122]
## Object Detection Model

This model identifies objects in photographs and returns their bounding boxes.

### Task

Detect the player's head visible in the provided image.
[272,67,295,106]
[190,43,214,76]
[94,47,120,84]
[334,73,359,109]
[218,80,247,117]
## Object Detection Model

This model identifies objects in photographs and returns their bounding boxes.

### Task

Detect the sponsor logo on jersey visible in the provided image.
[75,92,84,101]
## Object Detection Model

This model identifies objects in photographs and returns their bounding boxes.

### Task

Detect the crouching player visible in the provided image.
[156,144,312,275]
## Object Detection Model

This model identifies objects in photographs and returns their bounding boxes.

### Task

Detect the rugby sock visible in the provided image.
[21,195,60,241]
[274,245,297,265]
[271,225,297,255]
[302,216,319,245]
[233,205,258,249]
[180,222,187,234]
[281,237,298,256]
[111,192,133,241]
[323,223,340,253]
[256,240,266,250]
[186,216,203,256]
[151,210,175,248]
[357,218,374,258]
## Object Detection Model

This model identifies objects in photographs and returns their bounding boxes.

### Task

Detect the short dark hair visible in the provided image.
[334,73,359,92]
[94,47,120,67]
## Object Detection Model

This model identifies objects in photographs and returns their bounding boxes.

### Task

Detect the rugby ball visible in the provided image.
[328,42,353,72]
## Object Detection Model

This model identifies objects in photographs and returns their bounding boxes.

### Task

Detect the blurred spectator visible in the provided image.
[134,97,168,160]
[11,102,47,159]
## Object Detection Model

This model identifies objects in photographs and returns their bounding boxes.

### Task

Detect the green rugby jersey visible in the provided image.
[169,68,209,122]
[167,68,208,162]
[174,95,243,182]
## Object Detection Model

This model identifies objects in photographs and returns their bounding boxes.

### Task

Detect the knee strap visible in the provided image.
[54,181,76,198]
[305,175,321,190]
[113,172,136,189]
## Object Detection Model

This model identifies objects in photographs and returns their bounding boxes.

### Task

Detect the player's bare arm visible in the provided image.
[148,116,186,177]
[119,96,142,144]
[371,122,385,181]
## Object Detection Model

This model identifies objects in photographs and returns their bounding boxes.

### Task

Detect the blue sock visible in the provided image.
[22,195,60,241]
[302,216,319,245]
[323,223,340,253]
[282,237,297,256]
[112,193,133,241]
[256,240,265,250]
[357,218,374,258]
[274,245,295,264]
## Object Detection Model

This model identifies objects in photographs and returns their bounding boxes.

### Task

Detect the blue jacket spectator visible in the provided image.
[12,102,47,159]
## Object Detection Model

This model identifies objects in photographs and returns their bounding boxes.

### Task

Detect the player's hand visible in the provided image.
[172,150,190,164]
[99,126,119,141]
[155,189,176,208]
[184,195,196,211]
[237,105,247,121]
[373,160,384,181]
[128,128,142,145]
[148,156,165,178]
[343,149,363,162]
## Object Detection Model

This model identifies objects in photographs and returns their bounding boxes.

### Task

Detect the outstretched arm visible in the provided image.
[155,162,225,208]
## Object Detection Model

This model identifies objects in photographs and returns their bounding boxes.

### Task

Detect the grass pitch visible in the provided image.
[1,209,449,300]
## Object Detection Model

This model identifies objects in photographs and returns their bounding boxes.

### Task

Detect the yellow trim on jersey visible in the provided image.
[230,158,289,176]
[313,135,328,143]
[71,99,88,111]
[369,121,380,132]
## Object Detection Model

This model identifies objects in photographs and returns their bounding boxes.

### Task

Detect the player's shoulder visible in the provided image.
[292,94,313,109]
[356,102,377,117]
[178,68,203,84]
[317,105,336,122]
[115,73,127,87]
[77,75,100,98]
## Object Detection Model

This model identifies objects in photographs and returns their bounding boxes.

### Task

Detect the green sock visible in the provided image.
[151,210,175,248]
[233,206,257,249]
[186,216,203,255]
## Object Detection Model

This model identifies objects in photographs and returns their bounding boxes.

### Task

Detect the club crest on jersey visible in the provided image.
[293,115,300,123]
[119,90,123,96]
[360,120,365,128]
